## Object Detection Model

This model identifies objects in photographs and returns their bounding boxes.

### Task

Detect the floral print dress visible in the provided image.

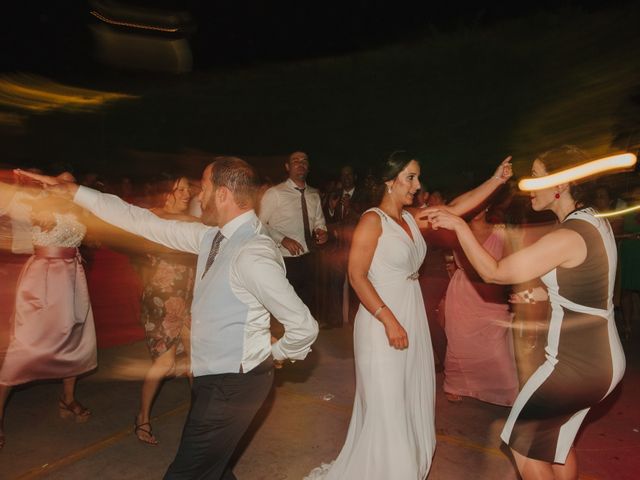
[140,251,196,359]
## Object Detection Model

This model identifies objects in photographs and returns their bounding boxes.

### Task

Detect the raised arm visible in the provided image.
[444,157,512,217]
[348,212,408,350]
[426,209,586,285]
[234,242,319,361]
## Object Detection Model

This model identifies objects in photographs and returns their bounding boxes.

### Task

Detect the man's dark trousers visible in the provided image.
[164,359,274,479]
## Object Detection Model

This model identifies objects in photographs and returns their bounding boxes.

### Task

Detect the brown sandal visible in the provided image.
[59,398,91,423]
[134,421,159,446]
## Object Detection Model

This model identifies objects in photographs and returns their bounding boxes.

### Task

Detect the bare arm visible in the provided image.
[427,209,586,285]
[444,157,512,217]
[348,211,408,349]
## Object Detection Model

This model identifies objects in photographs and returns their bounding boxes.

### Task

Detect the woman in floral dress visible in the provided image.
[134,174,198,445]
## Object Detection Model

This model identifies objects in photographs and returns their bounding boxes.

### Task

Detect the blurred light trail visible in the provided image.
[518,153,637,192]
[90,10,179,33]
[0,112,26,129]
[595,204,640,218]
[0,74,136,113]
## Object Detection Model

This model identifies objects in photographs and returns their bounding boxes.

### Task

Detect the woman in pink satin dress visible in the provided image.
[0,173,97,449]
[443,207,519,405]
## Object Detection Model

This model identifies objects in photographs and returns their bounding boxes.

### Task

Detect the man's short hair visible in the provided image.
[211,156,258,208]
[287,151,308,164]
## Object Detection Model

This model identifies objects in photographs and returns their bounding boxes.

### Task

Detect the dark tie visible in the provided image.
[295,187,314,250]
[340,192,350,220]
[202,230,224,277]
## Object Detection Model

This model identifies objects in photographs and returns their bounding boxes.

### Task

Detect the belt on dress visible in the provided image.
[33,246,79,259]
[407,271,420,280]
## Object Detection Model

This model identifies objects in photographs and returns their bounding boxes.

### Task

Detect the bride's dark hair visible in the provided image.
[380,150,419,182]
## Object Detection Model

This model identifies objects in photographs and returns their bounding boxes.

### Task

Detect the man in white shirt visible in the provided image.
[19,157,319,479]
[259,151,327,312]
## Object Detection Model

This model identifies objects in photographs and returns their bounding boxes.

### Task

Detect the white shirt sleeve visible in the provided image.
[74,186,208,254]
[234,242,319,361]
[258,187,286,244]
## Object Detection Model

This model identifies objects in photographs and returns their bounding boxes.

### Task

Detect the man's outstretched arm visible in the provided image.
[74,186,208,254]
[14,170,208,254]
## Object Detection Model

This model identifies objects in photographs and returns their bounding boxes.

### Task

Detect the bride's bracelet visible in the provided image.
[373,304,387,319]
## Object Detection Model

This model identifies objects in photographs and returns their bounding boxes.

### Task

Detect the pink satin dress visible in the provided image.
[443,225,519,406]
[0,212,97,386]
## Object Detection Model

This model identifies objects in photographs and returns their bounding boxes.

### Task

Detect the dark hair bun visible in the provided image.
[380,150,418,182]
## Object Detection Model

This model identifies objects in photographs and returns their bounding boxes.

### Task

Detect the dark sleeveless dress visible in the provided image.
[500,208,625,463]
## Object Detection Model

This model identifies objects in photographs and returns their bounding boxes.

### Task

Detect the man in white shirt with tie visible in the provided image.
[259,151,327,312]
[18,157,319,480]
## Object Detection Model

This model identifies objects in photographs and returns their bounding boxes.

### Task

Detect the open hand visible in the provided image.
[14,169,61,186]
[14,169,78,198]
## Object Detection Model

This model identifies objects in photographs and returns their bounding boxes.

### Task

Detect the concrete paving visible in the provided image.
[0,327,638,480]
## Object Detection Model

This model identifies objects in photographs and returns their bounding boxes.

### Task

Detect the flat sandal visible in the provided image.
[134,420,159,446]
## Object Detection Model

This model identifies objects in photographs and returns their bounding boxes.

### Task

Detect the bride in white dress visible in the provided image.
[305,152,512,480]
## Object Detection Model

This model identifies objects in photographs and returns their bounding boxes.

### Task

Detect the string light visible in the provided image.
[595,204,640,218]
[90,10,179,33]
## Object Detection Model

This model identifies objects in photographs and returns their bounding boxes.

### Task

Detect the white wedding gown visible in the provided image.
[305,208,436,480]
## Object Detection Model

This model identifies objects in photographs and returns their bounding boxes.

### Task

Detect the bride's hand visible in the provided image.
[383,318,409,350]
[492,156,513,184]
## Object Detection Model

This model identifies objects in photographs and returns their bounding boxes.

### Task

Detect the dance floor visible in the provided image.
[0,326,638,479]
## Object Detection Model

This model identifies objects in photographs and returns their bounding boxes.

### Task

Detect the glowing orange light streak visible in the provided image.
[595,204,640,218]
[90,10,179,33]
[518,153,637,192]
[0,74,136,113]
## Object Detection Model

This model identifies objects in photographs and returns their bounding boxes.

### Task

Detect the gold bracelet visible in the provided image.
[373,304,387,318]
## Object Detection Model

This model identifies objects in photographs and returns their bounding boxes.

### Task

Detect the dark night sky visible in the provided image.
[1,1,632,73]
[0,0,638,190]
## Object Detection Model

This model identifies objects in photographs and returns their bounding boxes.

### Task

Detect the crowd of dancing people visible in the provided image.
[0,146,638,479]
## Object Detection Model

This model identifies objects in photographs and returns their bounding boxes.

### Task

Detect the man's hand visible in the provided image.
[281,236,304,256]
[314,228,328,245]
[14,169,79,198]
